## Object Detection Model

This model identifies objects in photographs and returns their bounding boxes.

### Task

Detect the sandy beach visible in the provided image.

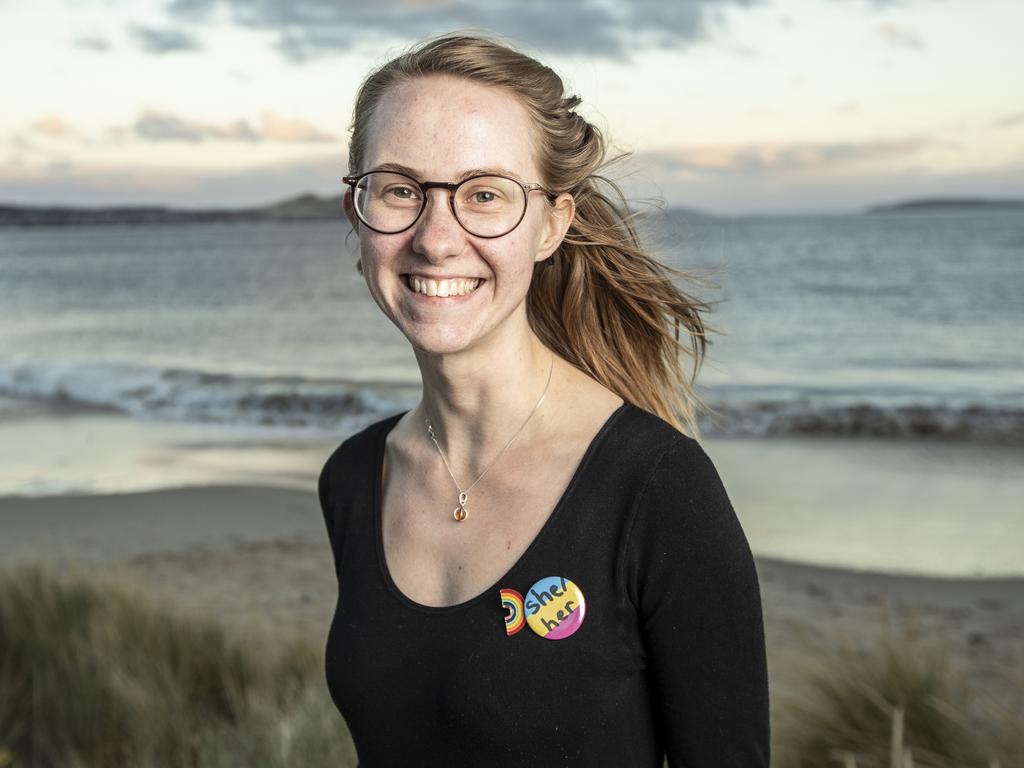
[2,482,1021,760]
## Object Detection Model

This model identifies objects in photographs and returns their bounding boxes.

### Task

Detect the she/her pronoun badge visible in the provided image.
[500,576,585,640]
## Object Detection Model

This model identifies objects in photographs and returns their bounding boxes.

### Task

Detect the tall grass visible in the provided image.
[0,563,356,768]
[2,564,1020,767]
[776,618,1022,768]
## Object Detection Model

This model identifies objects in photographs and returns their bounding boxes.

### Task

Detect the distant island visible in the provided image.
[866,197,1024,214]
[3,193,1020,226]
[0,193,346,227]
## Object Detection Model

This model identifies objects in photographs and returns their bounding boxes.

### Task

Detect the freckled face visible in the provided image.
[349,75,556,356]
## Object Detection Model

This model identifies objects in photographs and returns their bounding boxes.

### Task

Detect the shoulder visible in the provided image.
[321,410,404,473]
[627,429,738,548]
[318,410,405,506]
[644,432,730,511]
[603,402,690,466]
[603,403,716,490]
[608,402,731,508]
[596,402,734,528]
[618,411,753,604]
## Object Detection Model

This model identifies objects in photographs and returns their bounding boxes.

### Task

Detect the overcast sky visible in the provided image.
[2,0,1022,214]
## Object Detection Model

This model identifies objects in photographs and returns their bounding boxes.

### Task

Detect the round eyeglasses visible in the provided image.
[342,171,554,239]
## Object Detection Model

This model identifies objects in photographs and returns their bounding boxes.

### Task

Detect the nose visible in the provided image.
[411,188,467,263]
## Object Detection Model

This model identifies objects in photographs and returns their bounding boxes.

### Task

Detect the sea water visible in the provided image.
[1,209,1021,574]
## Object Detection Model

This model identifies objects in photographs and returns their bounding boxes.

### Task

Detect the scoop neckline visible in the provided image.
[371,400,631,614]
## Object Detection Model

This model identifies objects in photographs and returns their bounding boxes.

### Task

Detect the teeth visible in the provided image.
[408,276,481,297]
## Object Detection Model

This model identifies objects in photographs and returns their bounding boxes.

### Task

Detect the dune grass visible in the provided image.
[776,617,1023,768]
[2,563,1021,767]
[0,563,357,768]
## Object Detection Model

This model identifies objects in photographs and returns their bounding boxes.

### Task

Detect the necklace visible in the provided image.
[423,353,554,523]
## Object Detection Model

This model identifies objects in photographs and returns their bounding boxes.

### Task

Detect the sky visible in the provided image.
[2,0,1022,214]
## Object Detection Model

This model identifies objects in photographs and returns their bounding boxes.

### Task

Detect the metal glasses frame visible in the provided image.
[342,170,555,238]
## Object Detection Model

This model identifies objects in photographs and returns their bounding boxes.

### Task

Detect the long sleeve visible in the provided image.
[623,435,771,766]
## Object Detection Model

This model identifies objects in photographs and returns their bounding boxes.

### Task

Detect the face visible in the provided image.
[345,75,574,356]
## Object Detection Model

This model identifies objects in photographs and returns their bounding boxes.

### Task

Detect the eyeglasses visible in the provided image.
[342,170,554,238]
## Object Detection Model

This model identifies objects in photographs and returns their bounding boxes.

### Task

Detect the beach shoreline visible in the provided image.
[4,395,1023,577]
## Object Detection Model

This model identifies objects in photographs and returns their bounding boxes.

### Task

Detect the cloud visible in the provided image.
[640,136,936,176]
[133,111,260,142]
[129,110,337,144]
[650,162,1024,215]
[993,111,1024,129]
[261,111,335,143]
[73,35,112,52]
[7,133,42,161]
[0,151,347,208]
[166,0,763,62]
[3,133,73,175]
[30,116,78,140]
[878,23,924,50]
[130,25,203,53]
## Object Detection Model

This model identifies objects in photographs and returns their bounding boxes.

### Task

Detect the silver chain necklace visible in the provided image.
[423,353,554,523]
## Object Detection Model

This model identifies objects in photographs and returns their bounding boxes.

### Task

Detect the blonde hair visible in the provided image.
[346,31,722,438]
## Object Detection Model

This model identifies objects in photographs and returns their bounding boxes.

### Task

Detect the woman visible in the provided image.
[318,31,770,767]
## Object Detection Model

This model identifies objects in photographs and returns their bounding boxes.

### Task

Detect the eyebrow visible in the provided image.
[370,162,525,182]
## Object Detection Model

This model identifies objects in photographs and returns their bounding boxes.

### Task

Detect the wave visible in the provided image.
[1,361,1021,443]
[703,398,1024,443]
[0,360,418,434]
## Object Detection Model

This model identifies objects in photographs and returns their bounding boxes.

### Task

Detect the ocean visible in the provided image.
[2,209,1022,575]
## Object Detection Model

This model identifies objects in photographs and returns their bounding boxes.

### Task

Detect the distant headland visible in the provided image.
[865,197,1024,214]
[2,193,1021,226]
[0,193,346,227]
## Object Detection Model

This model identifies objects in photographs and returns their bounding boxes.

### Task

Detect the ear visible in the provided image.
[535,192,575,264]
[343,189,359,232]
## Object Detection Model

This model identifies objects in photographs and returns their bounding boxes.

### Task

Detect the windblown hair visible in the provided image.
[346,31,722,438]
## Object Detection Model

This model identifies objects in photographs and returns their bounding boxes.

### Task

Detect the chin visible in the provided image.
[405,326,482,357]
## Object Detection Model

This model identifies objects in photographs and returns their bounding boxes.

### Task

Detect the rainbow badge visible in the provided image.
[499,588,525,636]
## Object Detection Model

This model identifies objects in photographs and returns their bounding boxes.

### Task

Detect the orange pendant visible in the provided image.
[453,491,469,522]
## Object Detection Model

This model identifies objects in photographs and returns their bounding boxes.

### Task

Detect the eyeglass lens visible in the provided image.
[352,172,527,237]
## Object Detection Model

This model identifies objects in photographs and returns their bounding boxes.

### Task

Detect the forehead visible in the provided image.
[364,74,540,180]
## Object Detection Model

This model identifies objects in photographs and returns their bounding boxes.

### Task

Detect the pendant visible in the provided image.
[453,491,469,522]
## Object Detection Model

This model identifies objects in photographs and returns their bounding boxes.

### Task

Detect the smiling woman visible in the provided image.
[319,31,769,767]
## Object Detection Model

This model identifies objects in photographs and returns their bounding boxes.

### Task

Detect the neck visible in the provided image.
[413,325,556,477]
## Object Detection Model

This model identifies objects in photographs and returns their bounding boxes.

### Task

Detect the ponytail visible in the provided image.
[527,147,720,438]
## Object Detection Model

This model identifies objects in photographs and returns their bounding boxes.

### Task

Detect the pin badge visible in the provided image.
[500,588,525,636]
[523,576,586,640]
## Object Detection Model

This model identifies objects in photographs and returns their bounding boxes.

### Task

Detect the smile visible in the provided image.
[403,274,485,299]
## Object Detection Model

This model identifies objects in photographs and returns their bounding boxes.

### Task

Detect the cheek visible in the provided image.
[502,228,545,281]
[360,236,401,275]
[359,243,402,304]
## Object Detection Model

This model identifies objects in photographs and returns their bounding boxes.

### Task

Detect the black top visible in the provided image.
[318,401,770,767]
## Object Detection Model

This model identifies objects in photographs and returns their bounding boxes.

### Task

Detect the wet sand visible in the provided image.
[5,399,1022,577]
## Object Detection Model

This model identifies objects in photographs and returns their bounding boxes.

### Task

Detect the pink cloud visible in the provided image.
[878,24,924,51]
[30,116,77,139]
[127,109,336,144]
[260,111,336,143]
